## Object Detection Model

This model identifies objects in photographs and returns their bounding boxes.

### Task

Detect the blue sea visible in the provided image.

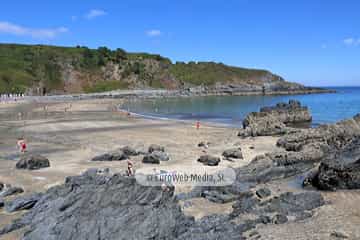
[122,87,360,127]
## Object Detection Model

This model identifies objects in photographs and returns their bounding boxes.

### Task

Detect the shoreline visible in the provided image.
[23,87,335,103]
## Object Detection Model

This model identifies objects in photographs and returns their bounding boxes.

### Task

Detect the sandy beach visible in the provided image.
[1,98,360,240]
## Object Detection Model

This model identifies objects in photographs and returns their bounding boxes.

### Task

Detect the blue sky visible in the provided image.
[0,0,359,86]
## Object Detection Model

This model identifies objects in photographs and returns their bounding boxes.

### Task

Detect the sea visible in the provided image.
[121,87,360,127]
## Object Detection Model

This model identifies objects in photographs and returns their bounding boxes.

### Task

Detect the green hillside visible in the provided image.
[0,43,292,94]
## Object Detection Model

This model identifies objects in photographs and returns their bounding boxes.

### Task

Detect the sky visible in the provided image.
[0,0,359,86]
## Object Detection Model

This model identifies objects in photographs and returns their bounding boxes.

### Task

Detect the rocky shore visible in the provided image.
[1,99,359,239]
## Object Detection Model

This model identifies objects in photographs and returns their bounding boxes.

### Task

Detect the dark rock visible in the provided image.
[0,186,24,198]
[148,144,165,153]
[239,100,312,137]
[198,141,210,148]
[201,190,237,203]
[120,146,139,156]
[0,171,193,240]
[258,215,271,224]
[0,198,4,208]
[91,150,127,161]
[308,137,360,190]
[5,193,43,213]
[222,148,243,159]
[142,151,170,164]
[197,155,221,166]
[0,182,4,192]
[330,231,349,239]
[256,188,271,199]
[16,154,50,170]
[272,214,288,224]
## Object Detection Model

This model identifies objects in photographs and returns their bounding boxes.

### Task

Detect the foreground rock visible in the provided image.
[16,154,50,170]
[148,144,165,153]
[142,151,170,164]
[0,170,326,240]
[239,100,311,137]
[197,155,221,166]
[91,150,127,161]
[222,148,243,159]
[0,186,24,198]
[120,146,140,156]
[305,137,360,190]
[5,193,43,213]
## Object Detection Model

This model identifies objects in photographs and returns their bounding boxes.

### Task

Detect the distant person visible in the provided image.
[127,159,134,176]
[196,121,200,130]
[17,138,27,153]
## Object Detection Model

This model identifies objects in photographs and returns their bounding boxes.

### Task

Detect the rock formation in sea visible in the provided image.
[239,100,312,137]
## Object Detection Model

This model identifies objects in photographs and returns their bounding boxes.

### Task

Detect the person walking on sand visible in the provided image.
[17,137,27,154]
[196,121,200,130]
[127,159,134,176]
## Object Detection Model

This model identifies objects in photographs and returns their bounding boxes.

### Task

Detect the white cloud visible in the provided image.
[85,9,107,19]
[146,29,161,37]
[343,37,360,46]
[0,21,68,39]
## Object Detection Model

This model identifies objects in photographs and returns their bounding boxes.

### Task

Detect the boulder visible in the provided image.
[222,148,243,159]
[239,100,312,137]
[198,141,210,148]
[148,144,165,153]
[5,193,43,213]
[0,182,4,192]
[201,190,237,203]
[120,146,139,156]
[307,137,360,190]
[142,151,170,164]
[0,186,24,198]
[91,150,127,161]
[16,154,50,170]
[0,198,4,208]
[197,155,221,166]
[272,214,288,224]
[255,188,271,199]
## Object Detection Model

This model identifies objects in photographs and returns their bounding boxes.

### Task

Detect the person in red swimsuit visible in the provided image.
[17,138,27,153]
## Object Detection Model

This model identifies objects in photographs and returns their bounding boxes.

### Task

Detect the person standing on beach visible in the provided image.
[17,138,27,154]
[127,159,134,176]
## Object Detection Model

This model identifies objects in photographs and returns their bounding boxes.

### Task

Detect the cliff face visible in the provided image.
[0,43,316,95]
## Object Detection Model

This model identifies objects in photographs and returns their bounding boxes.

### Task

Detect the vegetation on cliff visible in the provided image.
[0,43,296,94]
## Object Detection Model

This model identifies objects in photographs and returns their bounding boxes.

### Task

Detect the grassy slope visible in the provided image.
[0,43,289,94]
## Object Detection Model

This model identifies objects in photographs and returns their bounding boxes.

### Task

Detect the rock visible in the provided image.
[120,146,139,156]
[148,144,165,153]
[256,188,271,199]
[5,193,43,213]
[16,154,50,170]
[0,182,4,192]
[197,155,221,166]
[201,190,237,203]
[239,100,312,137]
[0,198,4,208]
[222,148,243,159]
[330,231,349,239]
[91,150,127,161]
[198,141,210,148]
[0,186,24,198]
[308,137,360,190]
[272,214,288,224]
[0,171,193,240]
[142,151,169,164]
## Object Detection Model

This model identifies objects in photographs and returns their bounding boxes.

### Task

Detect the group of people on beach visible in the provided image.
[0,93,25,103]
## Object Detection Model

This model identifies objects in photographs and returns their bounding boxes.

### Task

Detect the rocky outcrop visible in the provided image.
[197,155,221,166]
[91,150,127,161]
[120,146,140,156]
[142,151,170,164]
[305,137,360,190]
[239,100,311,137]
[16,154,50,170]
[5,193,43,213]
[148,144,165,153]
[0,186,24,198]
[222,148,243,159]
[0,170,326,240]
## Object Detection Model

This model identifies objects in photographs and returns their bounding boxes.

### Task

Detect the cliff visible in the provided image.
[0,43,328,95]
